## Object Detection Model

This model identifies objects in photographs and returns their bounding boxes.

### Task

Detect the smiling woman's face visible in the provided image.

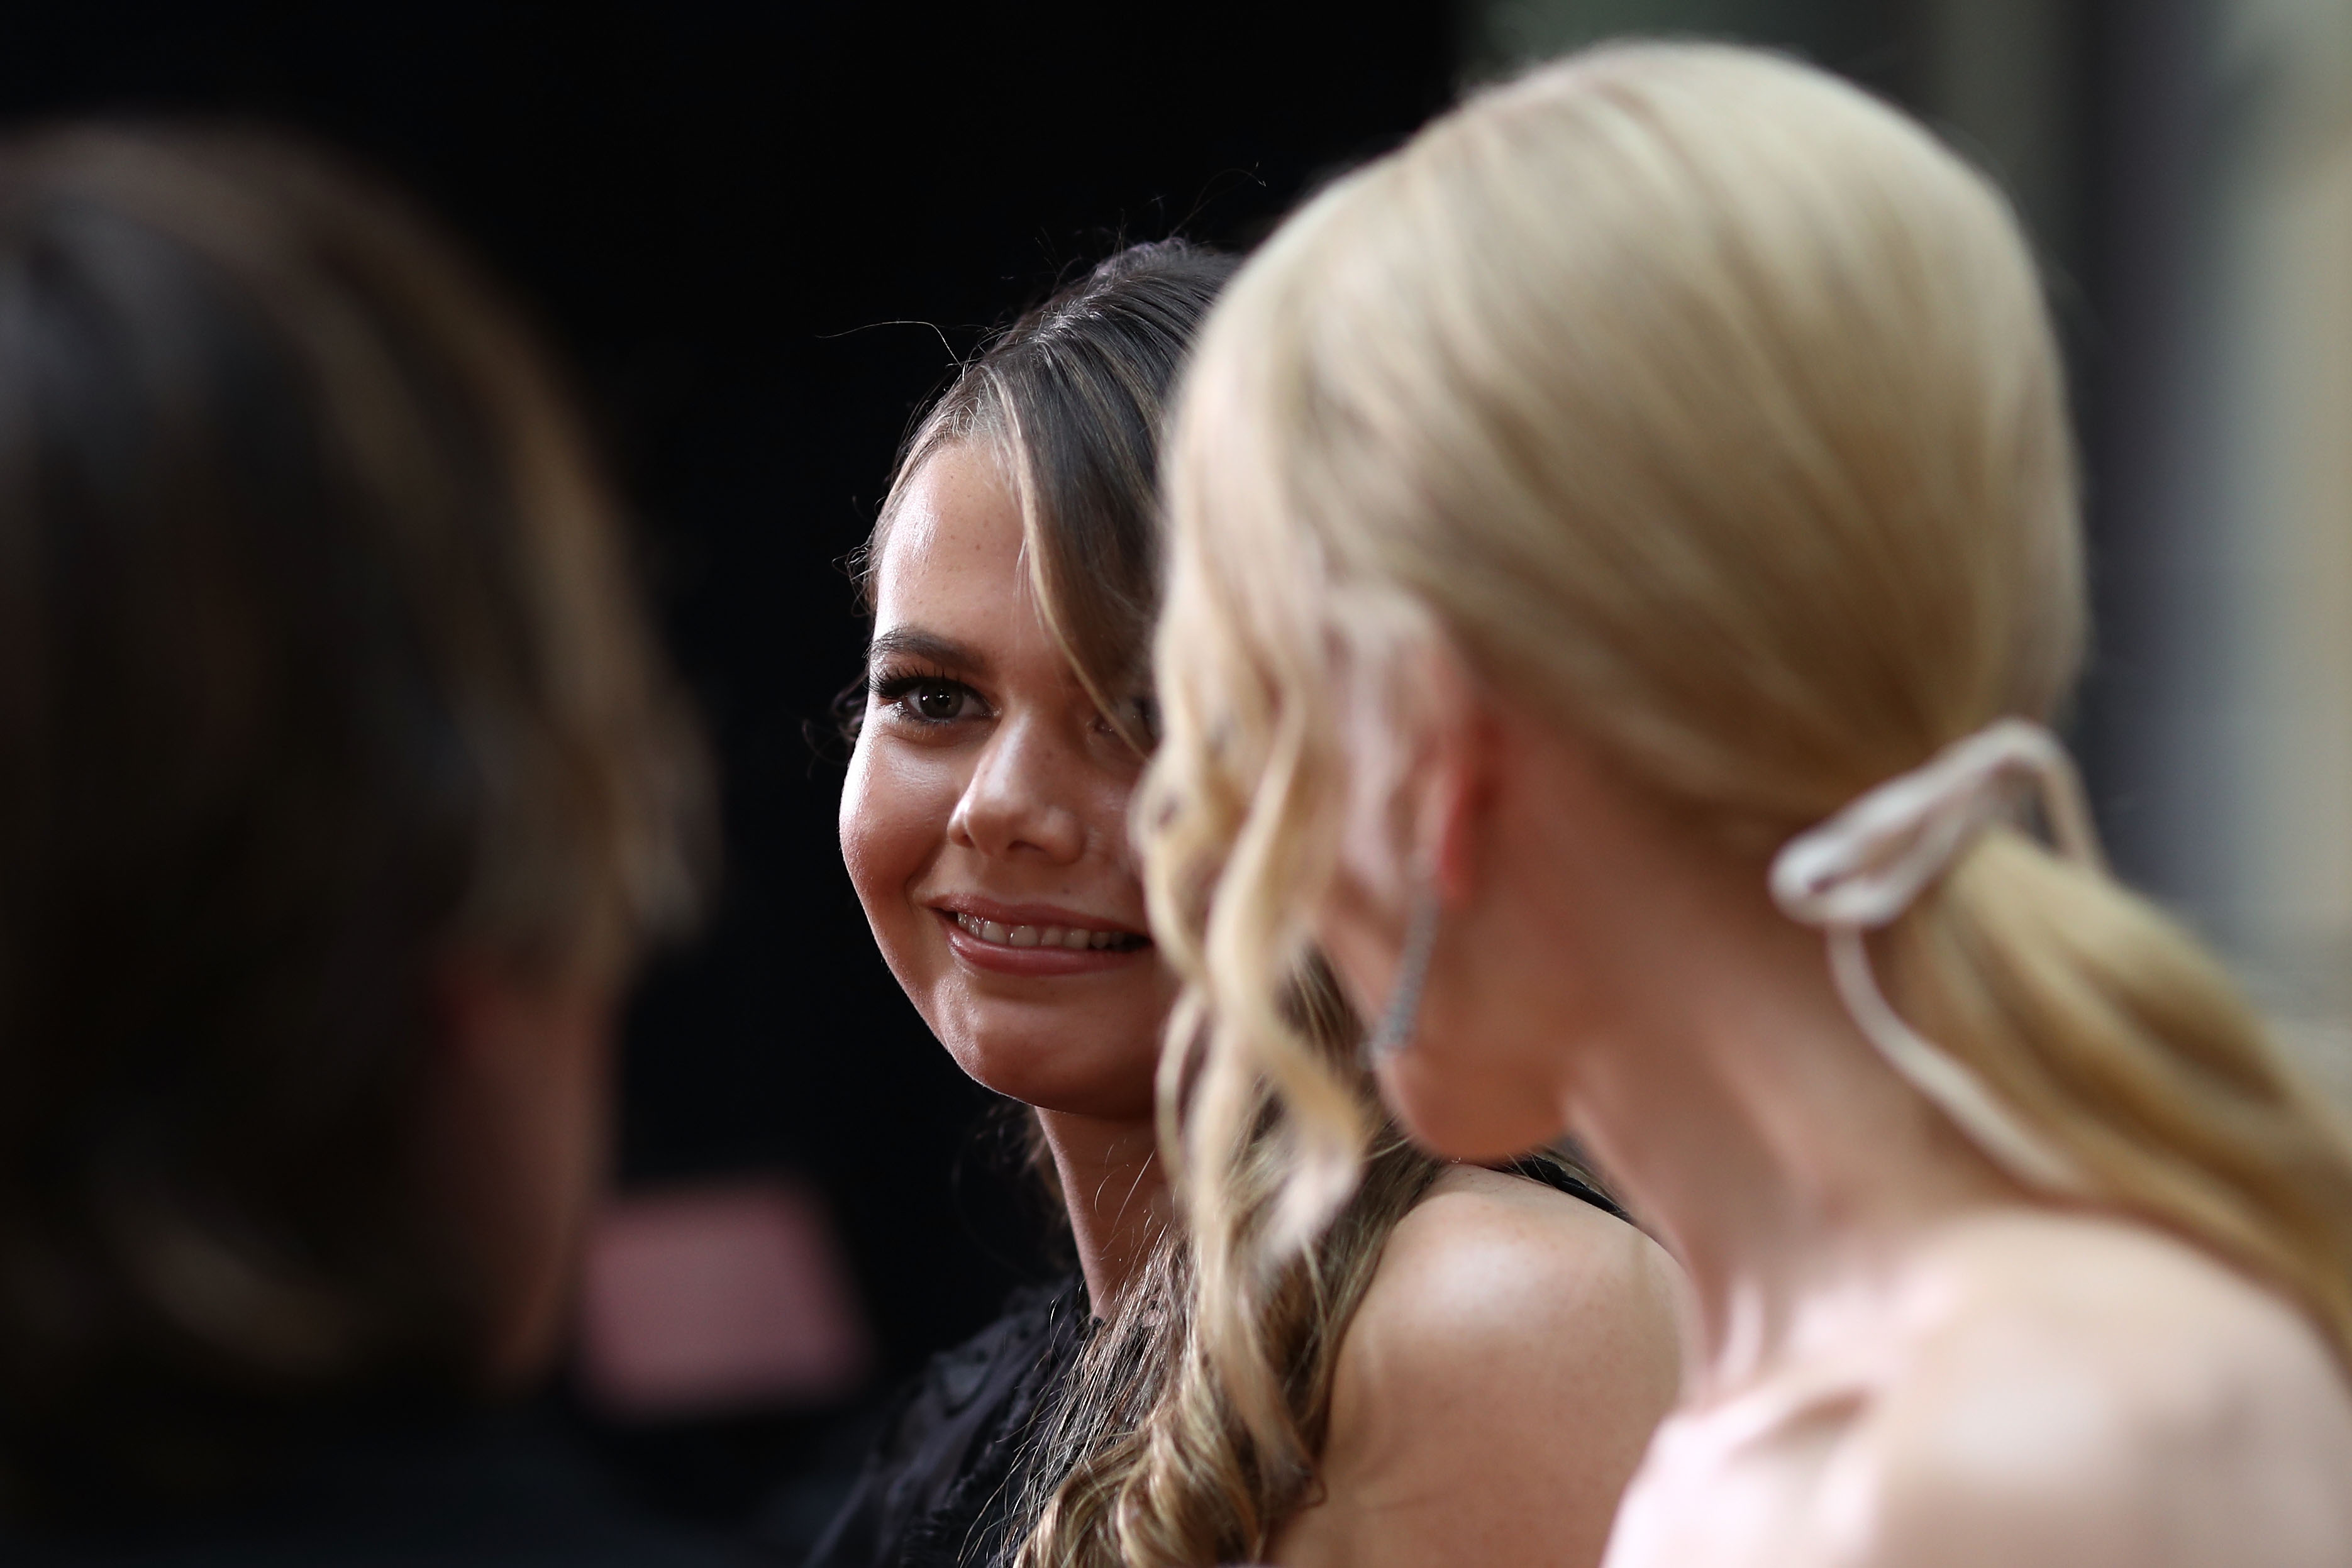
[840,441,1175,1121]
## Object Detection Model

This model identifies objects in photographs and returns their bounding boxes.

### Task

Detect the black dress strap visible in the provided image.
[1495,1154,1630,1224]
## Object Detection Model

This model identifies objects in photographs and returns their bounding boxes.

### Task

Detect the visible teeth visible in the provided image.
[951,911,1138,952]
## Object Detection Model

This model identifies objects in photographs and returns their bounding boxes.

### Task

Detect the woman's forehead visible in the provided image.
[872,442,1026,619]
[868,443,1096,700]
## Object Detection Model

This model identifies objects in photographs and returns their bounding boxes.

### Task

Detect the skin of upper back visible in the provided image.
[1601,1209,2352,1568]
[1272,1164,1690,1568]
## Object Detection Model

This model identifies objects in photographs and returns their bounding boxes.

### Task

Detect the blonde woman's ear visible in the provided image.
[1333,632,1491,915]
[1418,656,1498,915]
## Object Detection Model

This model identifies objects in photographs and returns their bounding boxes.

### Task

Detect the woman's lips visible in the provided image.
[929,905,1151,976]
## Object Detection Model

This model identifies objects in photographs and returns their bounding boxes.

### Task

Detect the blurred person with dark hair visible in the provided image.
[0,125,731,1564]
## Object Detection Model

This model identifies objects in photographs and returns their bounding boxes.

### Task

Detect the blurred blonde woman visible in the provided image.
[1142,42,2352,1568]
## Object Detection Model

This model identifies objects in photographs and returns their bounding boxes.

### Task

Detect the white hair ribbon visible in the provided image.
[1768,719,2101,1194]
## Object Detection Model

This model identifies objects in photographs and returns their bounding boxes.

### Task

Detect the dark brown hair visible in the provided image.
[0,126,708,1512]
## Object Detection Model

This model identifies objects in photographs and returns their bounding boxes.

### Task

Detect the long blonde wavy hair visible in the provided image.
[1138,38,2352,1441]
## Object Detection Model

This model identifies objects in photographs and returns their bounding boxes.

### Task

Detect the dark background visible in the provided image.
[0,0,1440,1349]
[0,0,2244,1540]
[0,0,1473,1532]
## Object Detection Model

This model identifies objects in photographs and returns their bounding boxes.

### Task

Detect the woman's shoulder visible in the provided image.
[1272,1164,1685,1568]
[1892,1208,2352,1426]
[1358,1162,1683,1361]
[1856,1209,2352,1566]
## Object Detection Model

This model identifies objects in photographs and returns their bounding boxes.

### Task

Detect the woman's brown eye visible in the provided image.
[913,683,962,721]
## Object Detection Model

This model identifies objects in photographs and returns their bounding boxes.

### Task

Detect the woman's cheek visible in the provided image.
[841,739,919,919]
[843,741,965,914]
[838,738,884,901]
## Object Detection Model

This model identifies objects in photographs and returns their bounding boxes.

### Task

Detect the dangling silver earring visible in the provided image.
[1361,892,1441,1068]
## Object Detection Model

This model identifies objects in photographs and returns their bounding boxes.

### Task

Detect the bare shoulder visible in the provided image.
[1851,1210,2352,1568]
[1355,1163,1686,1371]
[1273,1165,1686,1568]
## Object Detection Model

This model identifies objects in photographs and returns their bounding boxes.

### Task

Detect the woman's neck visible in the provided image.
[1035,1106,1172,1313]
[1562,907,2017,1403]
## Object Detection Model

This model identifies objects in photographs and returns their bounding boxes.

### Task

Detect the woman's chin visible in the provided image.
[943,1037,1160,1124]
[1378,1059,1565,1164]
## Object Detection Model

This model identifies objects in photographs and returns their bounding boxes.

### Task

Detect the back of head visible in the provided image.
[0,127,706,1513]
[1170,43,2081,839]
[1146,42,2352,1379]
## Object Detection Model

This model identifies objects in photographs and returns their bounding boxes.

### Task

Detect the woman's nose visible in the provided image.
[948,715,1088,864]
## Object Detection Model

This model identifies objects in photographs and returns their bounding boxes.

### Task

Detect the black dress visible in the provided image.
[796,1277,1089,1568]
[797,1162,1620,1568]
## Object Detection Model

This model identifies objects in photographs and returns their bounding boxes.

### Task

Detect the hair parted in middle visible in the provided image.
[1140,36,2352,1458]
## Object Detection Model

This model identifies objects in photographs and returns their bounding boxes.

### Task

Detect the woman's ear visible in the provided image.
[1409,643,1499,912]
[1334,631,1499,919]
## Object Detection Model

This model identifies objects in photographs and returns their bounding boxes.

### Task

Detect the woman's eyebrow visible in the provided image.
[865,627,987,675]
